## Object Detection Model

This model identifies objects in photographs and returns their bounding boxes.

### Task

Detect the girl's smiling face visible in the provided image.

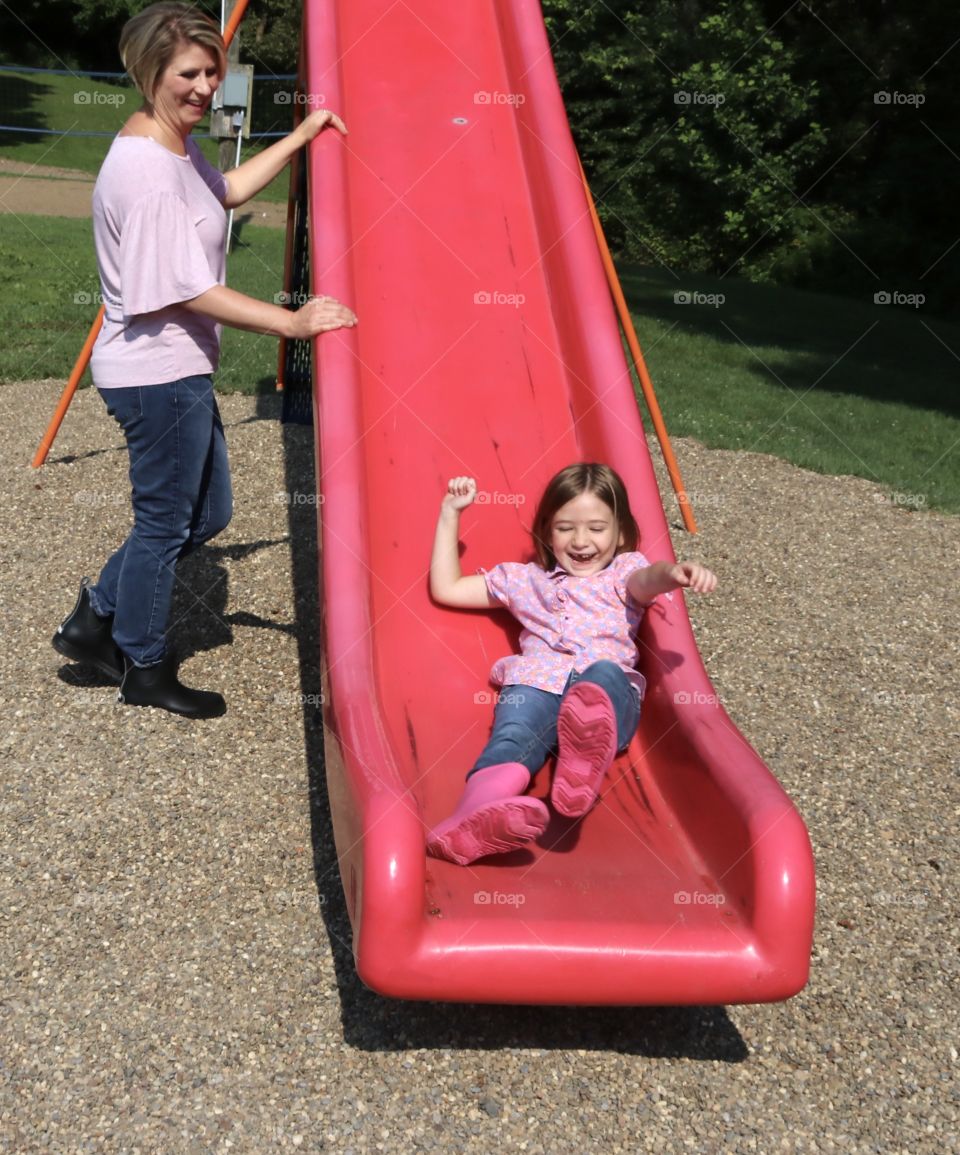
[549,490,624,576]
[151,42,221,134]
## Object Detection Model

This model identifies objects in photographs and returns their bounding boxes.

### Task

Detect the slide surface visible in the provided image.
[303,0,815,1004]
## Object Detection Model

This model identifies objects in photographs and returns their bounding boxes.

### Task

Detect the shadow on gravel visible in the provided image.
[268,392,748,1064]
[55,662,117,688]
[338,997,748,1061]
[48,444,124,466]
[171,536,294,662]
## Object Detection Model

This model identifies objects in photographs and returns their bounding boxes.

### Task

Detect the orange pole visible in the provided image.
[30,310,104,468]
[577,155,698,534]
[31,0,253,467]
[275,147,300,391]
[276,30,307,392]
[222,0,252,50]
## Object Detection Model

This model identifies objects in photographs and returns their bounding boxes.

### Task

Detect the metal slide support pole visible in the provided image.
[276,25,307,393]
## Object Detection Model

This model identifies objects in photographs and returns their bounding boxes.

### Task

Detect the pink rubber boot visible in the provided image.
[426,762,548,866]
[551,682,618,818]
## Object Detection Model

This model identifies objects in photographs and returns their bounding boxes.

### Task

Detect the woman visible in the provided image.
[52,2,357,719]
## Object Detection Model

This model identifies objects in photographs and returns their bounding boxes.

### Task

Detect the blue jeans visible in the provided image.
[87,376,232,666]
[469,661,641,778]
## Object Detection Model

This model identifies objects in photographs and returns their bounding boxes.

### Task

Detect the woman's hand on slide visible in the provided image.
[296,108,348,142]
[288,295,358,338]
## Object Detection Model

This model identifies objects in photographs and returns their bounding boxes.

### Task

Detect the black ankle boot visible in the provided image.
[53,577,124,682]
[118,654,226,719]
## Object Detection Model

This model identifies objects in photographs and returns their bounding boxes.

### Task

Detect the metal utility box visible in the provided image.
[210,64,253,138]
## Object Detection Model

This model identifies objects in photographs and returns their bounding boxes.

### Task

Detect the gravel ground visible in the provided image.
[2,380,957,1154]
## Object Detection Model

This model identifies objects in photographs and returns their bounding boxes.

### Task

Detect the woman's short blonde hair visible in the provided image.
[120,2,226,103]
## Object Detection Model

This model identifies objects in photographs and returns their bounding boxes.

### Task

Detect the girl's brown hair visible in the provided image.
[120,2,226,103]
[531,463,639,570]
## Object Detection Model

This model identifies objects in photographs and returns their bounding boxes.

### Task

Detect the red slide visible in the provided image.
[303,0,815,1004]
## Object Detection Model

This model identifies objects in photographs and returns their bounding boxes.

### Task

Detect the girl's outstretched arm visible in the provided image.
[627,560,717,604]
[430,477,498,609]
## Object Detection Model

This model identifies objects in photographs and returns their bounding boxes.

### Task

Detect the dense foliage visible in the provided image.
[543,0,957,313]
[0,1,295,77]
[2,0,954,313]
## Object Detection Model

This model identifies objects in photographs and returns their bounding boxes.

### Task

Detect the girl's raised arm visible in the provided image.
[430,477,498,609]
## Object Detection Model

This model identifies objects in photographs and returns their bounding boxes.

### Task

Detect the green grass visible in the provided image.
[0,68,289,202]
[0,214,287,392]
[2,211,957,513]
[620,265,960,513]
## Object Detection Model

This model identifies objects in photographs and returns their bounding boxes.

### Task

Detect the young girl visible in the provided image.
[427,462,717,866]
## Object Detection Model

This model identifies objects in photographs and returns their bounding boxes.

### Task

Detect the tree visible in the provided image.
[543,0,827,278]
[541,0,956,313]
[1,1,296,72]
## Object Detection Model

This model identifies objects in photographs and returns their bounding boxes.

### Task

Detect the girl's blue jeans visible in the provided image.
[87,375,233,667]
[469,660,641,779]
